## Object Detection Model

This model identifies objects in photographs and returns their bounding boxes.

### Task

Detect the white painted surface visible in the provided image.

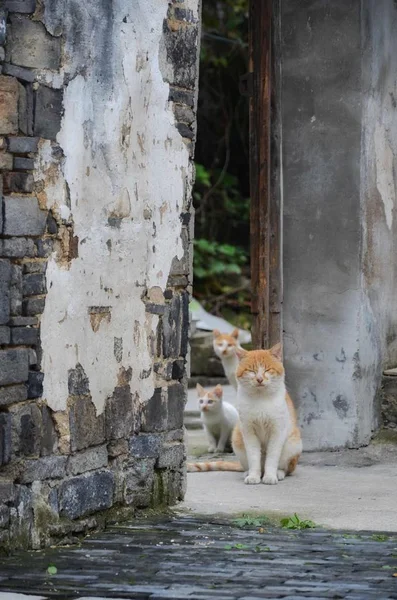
[36,1,194,413]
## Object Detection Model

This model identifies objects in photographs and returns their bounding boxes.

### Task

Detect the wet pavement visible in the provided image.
[1,514,397,599]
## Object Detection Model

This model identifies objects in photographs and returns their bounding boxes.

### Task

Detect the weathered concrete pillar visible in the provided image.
[281,0,397,449]
[0,0,200,550]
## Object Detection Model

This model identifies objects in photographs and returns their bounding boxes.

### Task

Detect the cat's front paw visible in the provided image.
[208,445,216,453]
[244,474,261,485]
[216,446,225,453]
[262,474,278,485]
[277,469,286,481]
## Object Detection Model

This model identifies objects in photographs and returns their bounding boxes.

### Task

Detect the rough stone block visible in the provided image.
[19,455,67,483]
[169,86,195,107]
[107,439,128,458]
[0,504,10,528]
[156,442,185,469]
[23,273,46,296]
[12,402,42,456]
[0,259,11,325]
[22,297,45,316]
[0,326,10,344]
[8,16,61,70]
[10,327,38,346]
[59,471,114,520]
[172,358,185,381]
[10,263,22,316]
[34,86,63,140]
[3,172,34,193]
[18,81,33,136]
[174,104,195,125]
[67,445,108,476]
[4,1,36,13]
[0,348,29,384]
[69,396,106,452]
[124,458,155,507]
[4,196,47,237]
[2,63,35,83]
[0,10,6,46]
[35,238,53,257]
[23,262,46,275]
[0,238,36,258]
[27,371,43,398]
[9,316,37,326]
[7,136,38,153]
[0,76,19,134]
[14,156,34,170]
[176,122,194,140]
[0,413,11,466]
[105,385,134,440]
[68,363,90,396]
[0,384,27,407]
[163,20,198,89]
[0,151,13,169]
[167,382,186,429]
[141,387,168,432]
[180,291,189,357]
[0,480,14,503]
[162,294,181,358]
[129,434,162,458]
[40,406,57,456]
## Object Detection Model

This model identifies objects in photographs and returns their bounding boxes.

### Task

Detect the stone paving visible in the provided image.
[1,514,397,599]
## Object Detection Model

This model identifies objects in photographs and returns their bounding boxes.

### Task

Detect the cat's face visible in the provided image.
[196,383,223,413]
[236,344,284,393]
[213,328,239,358]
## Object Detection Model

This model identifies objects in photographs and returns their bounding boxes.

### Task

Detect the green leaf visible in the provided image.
[47,565,57,575]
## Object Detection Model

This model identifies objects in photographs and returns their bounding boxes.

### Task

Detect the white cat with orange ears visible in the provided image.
[196,383,239,453]
[189,344,302,484]
[212,328,241,389]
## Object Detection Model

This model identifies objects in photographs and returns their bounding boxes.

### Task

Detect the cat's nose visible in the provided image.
[256,376,264,384]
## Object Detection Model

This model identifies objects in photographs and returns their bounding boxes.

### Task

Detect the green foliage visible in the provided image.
[193,1,251,327]
[194,238,247,280]
[47,565,57,575]
[232,514,269,529]
[280,514,316,530]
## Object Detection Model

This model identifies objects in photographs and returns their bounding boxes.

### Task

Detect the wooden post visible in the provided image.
[249,0,273,349]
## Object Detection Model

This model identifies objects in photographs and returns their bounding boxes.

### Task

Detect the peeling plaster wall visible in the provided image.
[37,0,193,413]
[0,0,200,551]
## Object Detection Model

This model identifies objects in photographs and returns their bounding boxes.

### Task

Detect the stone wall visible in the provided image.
[0,0,200,550]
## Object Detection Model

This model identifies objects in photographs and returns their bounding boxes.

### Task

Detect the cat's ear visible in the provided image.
[231,328,239,339]
[213,384,223,399]
[196,383,205,397]
[269,342,283,361]
[235,347,248,361]
[213,329,221,338]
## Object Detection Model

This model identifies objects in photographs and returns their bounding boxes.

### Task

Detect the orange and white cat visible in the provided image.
[188,344,302,484]
[213,328,241,389]
[197,383,239,453]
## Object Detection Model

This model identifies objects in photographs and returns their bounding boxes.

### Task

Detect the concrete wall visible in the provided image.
[0,0,200,550]
[281,0,397,449]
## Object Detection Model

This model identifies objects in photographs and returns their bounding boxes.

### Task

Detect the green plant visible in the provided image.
[232,514,269,529]
[193,238,247,280]
[371,534,389,542]
[280,514,316,530]
[47,565,57,575]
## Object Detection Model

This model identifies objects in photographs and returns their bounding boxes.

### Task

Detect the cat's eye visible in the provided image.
[227,344,233,347]
[199,399,203,403]
[208,399,213,404]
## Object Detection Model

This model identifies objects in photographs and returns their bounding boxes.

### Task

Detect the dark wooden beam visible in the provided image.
[249,0,272,350]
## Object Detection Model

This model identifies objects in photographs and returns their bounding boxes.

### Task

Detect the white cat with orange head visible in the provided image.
[196,383,239,453]
[212,328,241,389]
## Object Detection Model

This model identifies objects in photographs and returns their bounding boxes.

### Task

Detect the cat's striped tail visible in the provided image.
[187,461,244,473]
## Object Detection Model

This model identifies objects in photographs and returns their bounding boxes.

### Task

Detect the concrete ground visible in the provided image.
[183,385,397,532]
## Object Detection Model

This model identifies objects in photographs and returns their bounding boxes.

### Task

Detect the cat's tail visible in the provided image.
[187,460,244,473]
